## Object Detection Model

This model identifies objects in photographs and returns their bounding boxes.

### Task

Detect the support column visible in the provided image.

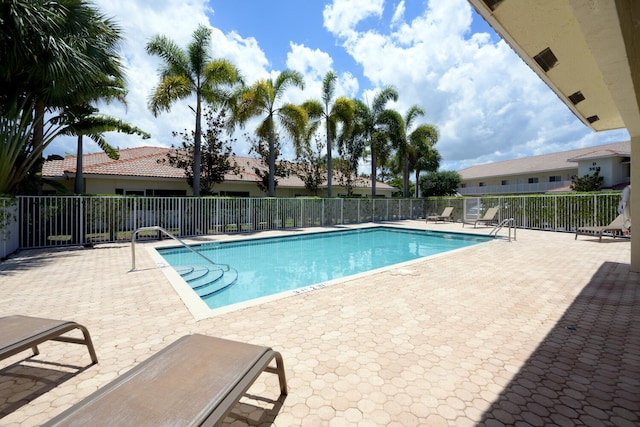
[630,135,640,272]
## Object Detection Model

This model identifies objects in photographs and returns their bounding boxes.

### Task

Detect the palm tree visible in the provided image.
[301,71,354,197]
[408,126,440,197]
[56,77,150,194]
[0,0,125,194]
[383,105,438,197]
[231,70,308,196]
[61,109,151,194]
[146,24,242,196]
[352,86,398,196]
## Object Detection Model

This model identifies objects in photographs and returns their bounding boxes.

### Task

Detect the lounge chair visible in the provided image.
[464,207,499,228]
[0,315,98,365]
[43,334,287,427]
[426,206,454,223]
[575,214,626,242]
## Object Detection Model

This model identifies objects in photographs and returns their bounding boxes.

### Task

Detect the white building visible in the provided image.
[458,141,630,195]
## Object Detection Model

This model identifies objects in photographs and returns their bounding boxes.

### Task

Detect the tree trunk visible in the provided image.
[268,117,276,197]
[326,115,332,197]
[415,170,421,198]
[193,94,202,196]
[74,135,84,194]
[403,154,410,197]
[371,147,377,197]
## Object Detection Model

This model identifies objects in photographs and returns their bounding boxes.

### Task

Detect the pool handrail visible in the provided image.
[130,226,230,272]
[489,218,517,241]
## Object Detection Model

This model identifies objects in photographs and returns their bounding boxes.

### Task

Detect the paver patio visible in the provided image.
[0,221,638,426]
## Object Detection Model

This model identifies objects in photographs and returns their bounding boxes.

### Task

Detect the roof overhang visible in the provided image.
[468,0,640,136]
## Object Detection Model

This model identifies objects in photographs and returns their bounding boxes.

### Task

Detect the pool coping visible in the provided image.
[147,224,497,321]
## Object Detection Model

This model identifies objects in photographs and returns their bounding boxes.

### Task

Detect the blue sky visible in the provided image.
[47,0,628,173]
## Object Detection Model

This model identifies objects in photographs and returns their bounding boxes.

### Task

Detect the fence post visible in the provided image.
[79,195,84,245]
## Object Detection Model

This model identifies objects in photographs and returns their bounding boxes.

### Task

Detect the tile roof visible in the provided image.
[42,146,395,190]
[458,141,630,180]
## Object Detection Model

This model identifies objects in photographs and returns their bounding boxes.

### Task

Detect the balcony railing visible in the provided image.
[459,180,573,195]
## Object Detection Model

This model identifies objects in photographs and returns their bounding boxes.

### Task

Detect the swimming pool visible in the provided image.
[156,226,492,311]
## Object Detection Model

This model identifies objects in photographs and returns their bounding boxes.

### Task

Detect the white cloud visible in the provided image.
[391,1,406,28]
[46,0,275,159]
[323,0,385,38]
[44,0,630,175]
[324,0,628,171]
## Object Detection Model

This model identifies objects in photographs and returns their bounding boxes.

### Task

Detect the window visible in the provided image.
[549,176,562,182]
[479,182,485,187]
[528,178,539,184]
[147,189,187,196]
[501,180,509,186]
[460,183,466,188]
[220,191,250,197]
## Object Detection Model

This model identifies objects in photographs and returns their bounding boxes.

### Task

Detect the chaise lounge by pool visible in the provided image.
[155,226,493,312]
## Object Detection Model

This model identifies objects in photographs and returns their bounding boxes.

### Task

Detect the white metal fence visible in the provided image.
[10,193,622,249]
[16,196,427,249]
[426,193,622,232]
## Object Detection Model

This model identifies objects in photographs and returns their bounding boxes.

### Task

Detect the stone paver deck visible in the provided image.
[0,221,638,426]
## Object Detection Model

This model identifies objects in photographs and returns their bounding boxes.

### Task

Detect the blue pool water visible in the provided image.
[157,227,491,310]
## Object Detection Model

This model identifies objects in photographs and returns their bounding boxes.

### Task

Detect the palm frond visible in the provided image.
[148,75,192,116]
[404,105,425,130]
[146,35,190,76]
[273,69,305,102]
[322,71,338,105]
[372,85,399,115]
[278,103,308,146]
[301,100,324,120]
[188,24,212,75]
[61,113,150,138]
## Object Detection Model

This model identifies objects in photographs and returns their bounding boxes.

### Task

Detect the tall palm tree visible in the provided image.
[301,71,354,197]
[0,0,125,194]
[352,86,398,196]
[335,100,369,196]
[384,105,438,197]
[146,24,242,195]
[231,70,308,196]
[408,126,440,197]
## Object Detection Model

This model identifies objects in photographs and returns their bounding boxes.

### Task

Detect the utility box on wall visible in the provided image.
[0,199,18,259]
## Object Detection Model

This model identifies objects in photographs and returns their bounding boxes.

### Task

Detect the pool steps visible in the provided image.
[175,264,239,298]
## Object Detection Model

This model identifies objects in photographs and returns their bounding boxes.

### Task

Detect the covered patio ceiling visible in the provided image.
[468,0,640,136]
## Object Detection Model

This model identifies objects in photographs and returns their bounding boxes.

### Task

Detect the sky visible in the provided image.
[46,0,629,173]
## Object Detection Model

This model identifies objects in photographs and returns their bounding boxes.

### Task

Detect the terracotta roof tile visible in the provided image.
[42,146,396,190]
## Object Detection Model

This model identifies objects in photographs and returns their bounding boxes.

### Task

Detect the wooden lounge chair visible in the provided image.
[575,214,625,242]
[43,334,287,427]
[465,207,499,228]
[426,206,454,223]
[0,315,98,365]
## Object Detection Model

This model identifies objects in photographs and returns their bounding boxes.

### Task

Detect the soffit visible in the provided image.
[469,0,636,132]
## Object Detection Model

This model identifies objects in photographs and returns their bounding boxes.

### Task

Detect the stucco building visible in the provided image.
[459,141,630,195]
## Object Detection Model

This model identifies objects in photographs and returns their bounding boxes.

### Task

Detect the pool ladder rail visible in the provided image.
[490,218,516,241]
[130,226,239,297]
